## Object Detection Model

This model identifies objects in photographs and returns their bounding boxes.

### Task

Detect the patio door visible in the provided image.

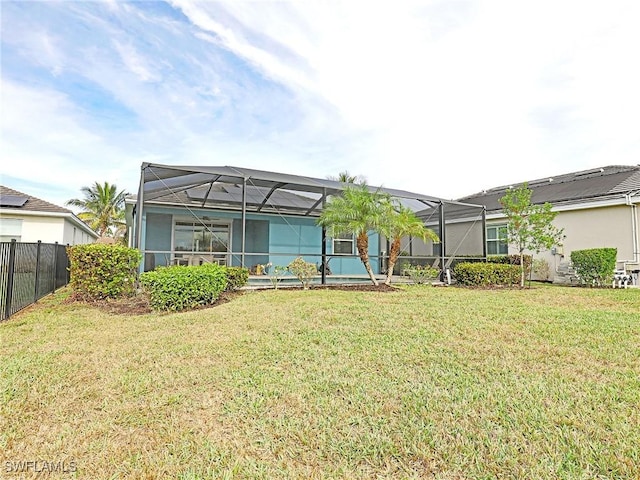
[174,219,230,264]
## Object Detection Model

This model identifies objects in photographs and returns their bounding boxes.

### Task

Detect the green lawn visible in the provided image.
[1,285,639,479]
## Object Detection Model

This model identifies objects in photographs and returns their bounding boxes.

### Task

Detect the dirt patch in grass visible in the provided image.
[64,291,154,315]
[63,289,247,315]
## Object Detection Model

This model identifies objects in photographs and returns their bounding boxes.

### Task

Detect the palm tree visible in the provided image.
[378,201,440,285]
[326,171,366,185]
[66,181,128,237]
[318,185,384,285]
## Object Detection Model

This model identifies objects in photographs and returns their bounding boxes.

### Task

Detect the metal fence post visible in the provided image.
[66,244,71,284]
[4,239,17,320]
[52,242,59,293]
[34,240,42,303]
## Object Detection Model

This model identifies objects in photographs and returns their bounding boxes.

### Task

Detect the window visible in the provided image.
[174,220,229,253]
[333,233,354,255]
[0,218,22,242]
[487,224,508,255]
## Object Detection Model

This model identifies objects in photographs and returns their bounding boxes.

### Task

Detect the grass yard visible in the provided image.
[1,284,639,479]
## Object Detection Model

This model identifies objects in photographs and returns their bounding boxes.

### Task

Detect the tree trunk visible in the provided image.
[520,250,525,288]
[356,232,378,286]
[385,237,401,285]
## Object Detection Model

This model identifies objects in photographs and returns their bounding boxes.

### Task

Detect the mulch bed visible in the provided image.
[64,283,398,316]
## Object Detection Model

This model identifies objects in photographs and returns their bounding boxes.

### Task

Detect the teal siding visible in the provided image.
[232,219,269,267]
[138,206,381,275]
[327,234,380,275]
[268,217,323,269]
[144,213,173,268]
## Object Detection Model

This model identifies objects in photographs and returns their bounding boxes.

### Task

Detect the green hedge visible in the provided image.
[570,248,617,287]
[487,254,532,271]
[67,244,141,300]
[140,263,228,311]
[454,262,520,287]
[225,267,249,291]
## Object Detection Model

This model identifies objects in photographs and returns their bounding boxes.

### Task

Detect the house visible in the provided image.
[126,163,486,279]
[0,185,98,245]
[458,165,640,281]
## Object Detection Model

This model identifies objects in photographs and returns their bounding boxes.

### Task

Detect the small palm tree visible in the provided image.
[66,182,128,237]
[318,185,384,285]
[378,201,439,285]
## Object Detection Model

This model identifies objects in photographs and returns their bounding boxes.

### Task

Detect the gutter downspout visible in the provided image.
[241,177,247,268]
[625,192,639,264]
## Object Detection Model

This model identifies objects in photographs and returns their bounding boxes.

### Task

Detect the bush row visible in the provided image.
[487,254,532,272]
[68,244,249,309]
[454,262,521,287]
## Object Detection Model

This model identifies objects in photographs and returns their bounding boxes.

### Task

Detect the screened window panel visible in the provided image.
[333,234,354,255]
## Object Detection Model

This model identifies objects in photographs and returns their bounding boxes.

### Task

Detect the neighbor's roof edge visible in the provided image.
[461,164,640,200]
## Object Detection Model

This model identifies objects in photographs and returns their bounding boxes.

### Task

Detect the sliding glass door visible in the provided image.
[173,220,230,264]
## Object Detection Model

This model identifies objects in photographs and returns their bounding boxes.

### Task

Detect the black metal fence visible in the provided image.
[0,240,70,321]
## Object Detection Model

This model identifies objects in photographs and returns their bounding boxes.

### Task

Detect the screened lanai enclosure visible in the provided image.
[126,163,487,283]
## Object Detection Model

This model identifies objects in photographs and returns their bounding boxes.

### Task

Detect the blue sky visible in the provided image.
[2,0,639,209]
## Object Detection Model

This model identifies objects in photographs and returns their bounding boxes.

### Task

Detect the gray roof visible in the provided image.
[0,185,73,214]
[135,163,483,216]
[458,165,640,213]
[143,183,324,215]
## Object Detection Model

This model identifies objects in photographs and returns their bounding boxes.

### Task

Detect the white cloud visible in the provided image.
[2,0,639,205]
[0,80,142,205]
[113,41,161,82]
[171,0,640,196]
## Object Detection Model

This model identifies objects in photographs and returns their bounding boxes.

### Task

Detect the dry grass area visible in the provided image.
[1,284,639,479]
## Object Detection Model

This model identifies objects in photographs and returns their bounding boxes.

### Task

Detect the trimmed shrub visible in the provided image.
[454,262,520,287]
[570,248,617,287]
[67,244,141,300]
[405,265,440,284]
[225,266,249,291]
[487,254,532,270]
[140,263,228,311]
[287,257,317,290]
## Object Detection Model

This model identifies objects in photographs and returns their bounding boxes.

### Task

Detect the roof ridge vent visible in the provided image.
[574,167,605,177]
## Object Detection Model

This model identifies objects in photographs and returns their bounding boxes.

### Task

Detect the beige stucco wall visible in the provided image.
[556,205,633,260]
[0,213,96,245]
[1,214,65,243]
[62,219,95,245]
[487,203,637,276]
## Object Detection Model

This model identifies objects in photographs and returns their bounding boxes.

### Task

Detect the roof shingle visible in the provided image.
[0,185,73,214]
[458,165,640,212]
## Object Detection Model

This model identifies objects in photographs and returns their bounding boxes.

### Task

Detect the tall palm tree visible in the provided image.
[326,171,366,185]
[378,201,440,285]
[66,181,128,237]
[318,185,384,285]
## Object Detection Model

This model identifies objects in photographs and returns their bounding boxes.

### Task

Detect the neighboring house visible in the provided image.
[0,185,99,245]
[126,163,485,276]
[458,165,640,280]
